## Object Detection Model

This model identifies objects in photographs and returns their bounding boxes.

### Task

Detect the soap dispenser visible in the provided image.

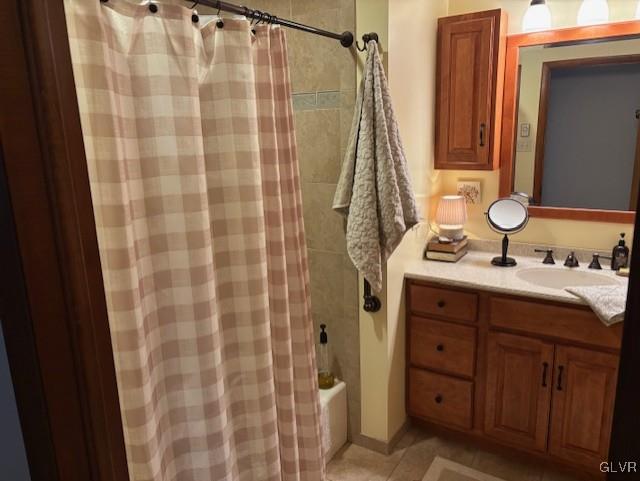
[611,233,630,271]
[318,324,335,389]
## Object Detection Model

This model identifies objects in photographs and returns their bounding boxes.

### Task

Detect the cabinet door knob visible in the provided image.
[437,300,446,308]
[435,394,443,404]
[541,362,549,387]
[436,344,445,352]
[479,123,486,147]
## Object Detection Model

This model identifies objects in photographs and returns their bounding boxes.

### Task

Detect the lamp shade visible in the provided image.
[436,195,467,229]
[522,0,552,32]
[577,0,609,25]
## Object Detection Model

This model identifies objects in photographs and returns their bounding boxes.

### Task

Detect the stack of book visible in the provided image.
[424,236,468,262]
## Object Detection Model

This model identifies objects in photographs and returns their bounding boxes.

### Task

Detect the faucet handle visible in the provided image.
[588,253,602,270]
[589,253,612,270]
[564,251,579,268]
[534,248,555,265]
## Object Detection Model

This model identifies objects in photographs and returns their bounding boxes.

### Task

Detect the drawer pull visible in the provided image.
[437,300,446,308]
[557,365,564,391]
[435,394,443,404]
[541,362,549,387]
[436,344,445,352]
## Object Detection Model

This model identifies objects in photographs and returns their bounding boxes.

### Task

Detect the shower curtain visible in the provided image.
[64,2,324,480]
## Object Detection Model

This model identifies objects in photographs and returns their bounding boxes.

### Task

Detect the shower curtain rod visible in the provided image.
[187,0,355,47]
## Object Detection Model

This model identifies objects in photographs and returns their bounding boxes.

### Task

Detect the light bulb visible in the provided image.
[522,0,552,32]
[636,1,640,19]
[577,0,609,26]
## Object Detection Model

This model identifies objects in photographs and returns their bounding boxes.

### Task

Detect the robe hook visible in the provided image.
[356,32,379,52]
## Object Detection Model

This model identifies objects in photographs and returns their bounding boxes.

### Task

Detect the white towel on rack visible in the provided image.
[333,41,418,293]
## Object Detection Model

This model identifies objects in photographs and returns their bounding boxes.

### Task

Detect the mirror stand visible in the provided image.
[486,198,529,267]
[492,233,517,267]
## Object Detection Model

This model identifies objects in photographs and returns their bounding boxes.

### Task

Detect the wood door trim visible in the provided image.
[532,62,551,204]
[630,112,640,210]
[0,0,129,479]
[609,143,640,480]
[499,20,640,223]
[527,206,635,223]
[0,148,59,480]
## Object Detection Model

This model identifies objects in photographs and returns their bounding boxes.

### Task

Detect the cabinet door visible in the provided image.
[549,346,619,468]
[484,332,554,452]
[436,12,496,169]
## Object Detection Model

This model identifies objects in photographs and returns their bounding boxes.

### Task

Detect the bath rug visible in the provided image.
[422,456,508,481]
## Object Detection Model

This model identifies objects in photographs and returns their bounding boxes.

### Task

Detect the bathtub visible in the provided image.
[319,380,347,462]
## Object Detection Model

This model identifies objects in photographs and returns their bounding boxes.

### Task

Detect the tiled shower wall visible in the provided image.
[250,0,361,440]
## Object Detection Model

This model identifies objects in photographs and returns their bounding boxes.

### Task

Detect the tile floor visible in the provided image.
[327,426,583,481]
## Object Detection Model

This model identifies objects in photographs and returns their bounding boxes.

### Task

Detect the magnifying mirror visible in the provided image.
[485,198,529,267]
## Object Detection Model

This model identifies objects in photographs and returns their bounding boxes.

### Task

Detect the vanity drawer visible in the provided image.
[409,283,478,323]
[408,368,473,430]
[409,317,476,378]
[490,296,623,350]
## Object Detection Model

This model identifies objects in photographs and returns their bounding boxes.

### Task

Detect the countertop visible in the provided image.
[404,250,628,305]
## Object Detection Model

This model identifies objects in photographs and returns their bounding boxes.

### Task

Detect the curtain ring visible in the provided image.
[216,4,224,28]
[190,0,199,23]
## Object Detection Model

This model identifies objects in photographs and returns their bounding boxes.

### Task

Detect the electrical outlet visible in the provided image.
[517,139,532,152]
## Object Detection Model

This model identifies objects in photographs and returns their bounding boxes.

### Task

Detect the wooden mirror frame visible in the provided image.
[499,20,640,224]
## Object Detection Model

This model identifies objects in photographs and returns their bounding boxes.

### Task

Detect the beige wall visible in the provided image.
[449,0,638,34]
[356,0,391,443]
[356,0,447,444]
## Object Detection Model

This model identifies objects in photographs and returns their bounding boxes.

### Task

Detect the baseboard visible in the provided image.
[351,419,410,455]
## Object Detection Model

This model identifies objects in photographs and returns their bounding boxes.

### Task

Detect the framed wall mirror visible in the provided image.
[500,21,640,223]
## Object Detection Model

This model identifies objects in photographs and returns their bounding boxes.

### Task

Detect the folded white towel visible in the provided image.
[565,284,628,326]
[333,41,418,293]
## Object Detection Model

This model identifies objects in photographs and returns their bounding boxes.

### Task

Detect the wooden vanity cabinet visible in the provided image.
[548,346,619,467]
[435,9,507,170]
[406,279,622,478]
[484,332,553,453]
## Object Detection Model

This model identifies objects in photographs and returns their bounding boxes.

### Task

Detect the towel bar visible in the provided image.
[363,279,381,312]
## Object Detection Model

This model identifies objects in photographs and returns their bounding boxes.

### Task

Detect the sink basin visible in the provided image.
[516,267,619,290]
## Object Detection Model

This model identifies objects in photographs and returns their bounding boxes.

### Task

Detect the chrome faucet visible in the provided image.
[564,251,579,268]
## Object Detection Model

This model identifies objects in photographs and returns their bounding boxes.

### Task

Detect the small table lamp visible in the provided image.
[435,195,467,242]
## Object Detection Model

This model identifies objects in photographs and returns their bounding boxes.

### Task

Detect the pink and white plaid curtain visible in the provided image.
[64,2,324,480]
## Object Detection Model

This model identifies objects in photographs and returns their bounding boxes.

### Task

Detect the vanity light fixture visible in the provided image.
[577,0,609,26]
[522,0,552,32]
